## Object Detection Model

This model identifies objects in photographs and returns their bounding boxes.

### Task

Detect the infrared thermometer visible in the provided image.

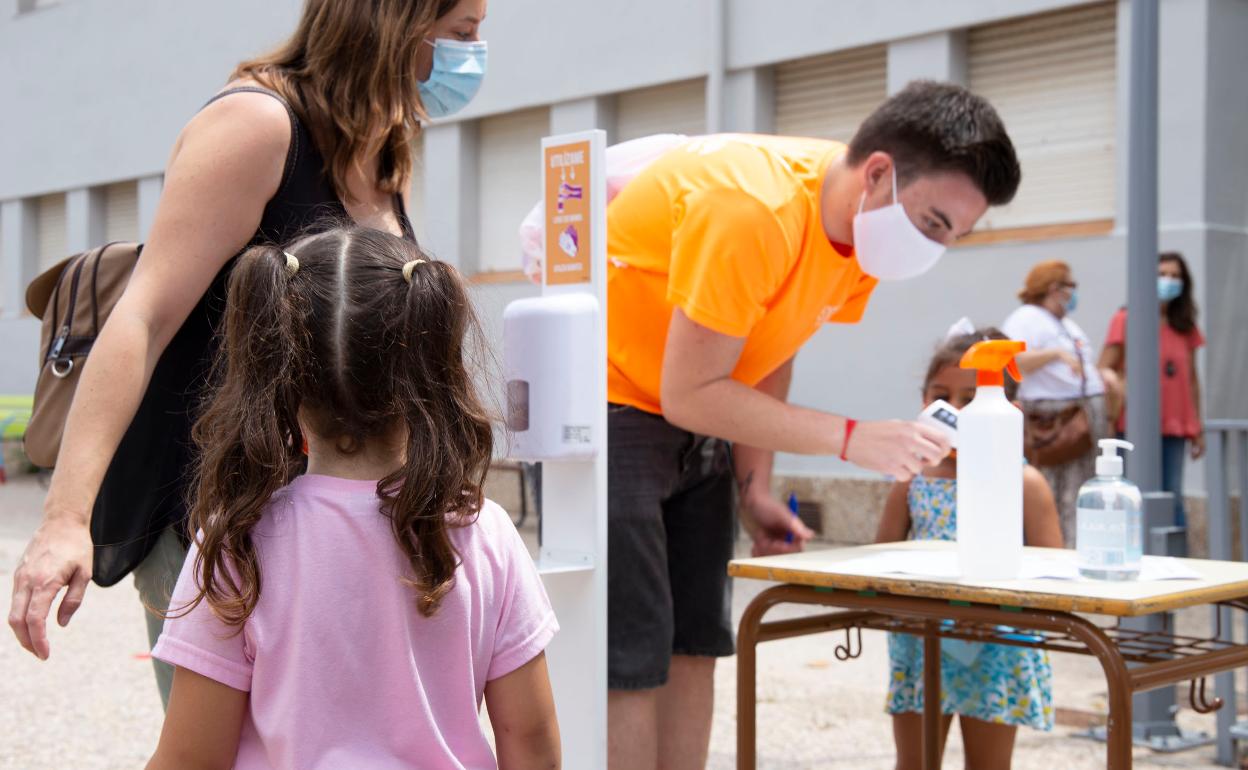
[918,399,959,449]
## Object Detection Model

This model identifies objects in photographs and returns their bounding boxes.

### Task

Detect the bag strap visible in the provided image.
[88,241,128,335]
[202,86,301,198]
[1048,309,1089,399]
[1061,320,1090,399]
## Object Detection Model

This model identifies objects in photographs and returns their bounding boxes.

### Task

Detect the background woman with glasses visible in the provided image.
[1003,260,1111,543]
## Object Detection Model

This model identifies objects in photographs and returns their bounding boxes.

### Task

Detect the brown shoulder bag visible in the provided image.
[1024,404,1093,467]
[1022,317,1094,467]
[23,242,141,468]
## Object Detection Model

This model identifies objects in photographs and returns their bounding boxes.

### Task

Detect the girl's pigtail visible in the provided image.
[382,258,494,616]
[176,244,306,627]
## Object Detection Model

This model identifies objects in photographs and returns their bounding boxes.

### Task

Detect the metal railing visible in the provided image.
[1205,419,1248,765]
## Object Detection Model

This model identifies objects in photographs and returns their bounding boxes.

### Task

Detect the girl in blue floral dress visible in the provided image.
[876,327,1064,770]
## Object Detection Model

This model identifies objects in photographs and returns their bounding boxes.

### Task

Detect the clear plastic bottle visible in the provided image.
[1076,439,1143,580]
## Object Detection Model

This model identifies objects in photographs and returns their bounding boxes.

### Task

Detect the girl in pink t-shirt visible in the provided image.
[147,227,561,769]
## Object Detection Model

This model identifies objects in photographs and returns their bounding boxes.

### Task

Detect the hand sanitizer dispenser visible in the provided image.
[1077,439,1143,580]
[503,293,600,461]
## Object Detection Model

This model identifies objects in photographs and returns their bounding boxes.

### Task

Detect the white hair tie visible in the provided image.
[402,259,426,284]
[283,251,300,277]
[944,316,975,341]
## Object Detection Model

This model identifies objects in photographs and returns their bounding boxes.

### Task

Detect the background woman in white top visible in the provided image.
[1003,260,1112,543]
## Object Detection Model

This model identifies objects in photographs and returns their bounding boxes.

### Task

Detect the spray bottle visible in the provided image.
[956,340,1027,580]
[1077,439,1143,580]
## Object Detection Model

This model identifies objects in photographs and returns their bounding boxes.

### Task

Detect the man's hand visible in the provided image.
[8,515,93,660]
[844,420,952,482]
[741,493,814,557]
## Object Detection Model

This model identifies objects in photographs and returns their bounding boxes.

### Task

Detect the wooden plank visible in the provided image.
[729,541,1248,617]
[956,218,1114,247]
[469,269,528,285]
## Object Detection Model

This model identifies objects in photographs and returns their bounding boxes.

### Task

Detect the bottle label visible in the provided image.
[1077,506,1142,569]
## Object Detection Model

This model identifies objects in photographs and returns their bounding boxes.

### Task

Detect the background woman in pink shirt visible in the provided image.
[1100,251,1206,528]
[146,227,561,769]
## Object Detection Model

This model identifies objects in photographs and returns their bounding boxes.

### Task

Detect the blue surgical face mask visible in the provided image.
[1158,275,1183,302]
[1065,289,1079,313]
[418,39,487,118]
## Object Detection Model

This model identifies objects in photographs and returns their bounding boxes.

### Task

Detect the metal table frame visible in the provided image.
[737,584,1248,770]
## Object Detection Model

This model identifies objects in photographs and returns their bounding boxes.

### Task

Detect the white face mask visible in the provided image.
[852,164,947,281]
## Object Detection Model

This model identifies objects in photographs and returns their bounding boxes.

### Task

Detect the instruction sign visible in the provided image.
[544,140,593,285]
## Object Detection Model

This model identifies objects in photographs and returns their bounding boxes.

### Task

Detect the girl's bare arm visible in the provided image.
[1023,466,1064,548]
[875,481,912,543]
[486,652,561,769]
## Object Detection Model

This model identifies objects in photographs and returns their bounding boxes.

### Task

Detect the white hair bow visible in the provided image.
[944,316,976,340]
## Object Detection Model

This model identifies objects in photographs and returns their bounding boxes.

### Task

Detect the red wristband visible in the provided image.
[839,418,857,462]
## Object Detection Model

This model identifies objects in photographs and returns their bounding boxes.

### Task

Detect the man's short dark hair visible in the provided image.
[848,80,1021,206]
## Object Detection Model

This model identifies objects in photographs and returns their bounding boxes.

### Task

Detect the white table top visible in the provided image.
[729,540,1248,616]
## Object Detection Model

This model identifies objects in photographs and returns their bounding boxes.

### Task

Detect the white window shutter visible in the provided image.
[103,181,140,244]
[969,2,1117,229]
[36,193,67,271]
[615,79,707,143]
[775,45,887,144]
[476,107,550,274]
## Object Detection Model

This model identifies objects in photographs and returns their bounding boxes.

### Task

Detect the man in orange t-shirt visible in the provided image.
[604,81,1022,770]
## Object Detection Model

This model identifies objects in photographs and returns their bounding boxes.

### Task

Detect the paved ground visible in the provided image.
[1,474,1244,768]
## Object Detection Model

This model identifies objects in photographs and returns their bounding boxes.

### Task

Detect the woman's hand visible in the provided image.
[1056,349,1084,378]
[1191,432,1207,460]
[740,493,813,557]
[844,420,951,482]
[8,512,94,660]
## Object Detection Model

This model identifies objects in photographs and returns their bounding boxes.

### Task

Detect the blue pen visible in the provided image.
[785,492,800,544]
[997,626,1045,644]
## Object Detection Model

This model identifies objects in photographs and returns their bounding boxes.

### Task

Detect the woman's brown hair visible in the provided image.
[1017,260,1072,305]
[177,226,495,627]
[231,0,460,201]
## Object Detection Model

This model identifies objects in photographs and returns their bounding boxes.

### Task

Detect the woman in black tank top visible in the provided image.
[8,0,488,701]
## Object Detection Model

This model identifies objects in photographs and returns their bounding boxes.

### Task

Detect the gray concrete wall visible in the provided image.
[724,0,1091,70]
[0,318,40,394]
[0,0,1089,200]
[0,0,303,198]
[1200,0,1248,422]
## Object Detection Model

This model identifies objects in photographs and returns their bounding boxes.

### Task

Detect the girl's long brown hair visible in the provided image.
[231,0,460,200]
[178,226,495,627]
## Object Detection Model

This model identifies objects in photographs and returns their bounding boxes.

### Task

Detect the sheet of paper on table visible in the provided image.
[833,549,1203,582]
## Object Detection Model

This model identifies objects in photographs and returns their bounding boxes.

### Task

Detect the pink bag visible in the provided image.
[518,133,691,283]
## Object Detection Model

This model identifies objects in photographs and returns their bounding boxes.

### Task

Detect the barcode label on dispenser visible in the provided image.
[562,425,591,444]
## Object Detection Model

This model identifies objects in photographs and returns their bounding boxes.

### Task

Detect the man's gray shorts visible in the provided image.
[607,405,736,690]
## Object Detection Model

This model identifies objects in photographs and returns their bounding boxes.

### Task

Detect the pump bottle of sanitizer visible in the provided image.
[1076,439,1143,581]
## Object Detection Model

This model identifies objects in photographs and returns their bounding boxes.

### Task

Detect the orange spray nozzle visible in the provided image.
[960,339,1027,387]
